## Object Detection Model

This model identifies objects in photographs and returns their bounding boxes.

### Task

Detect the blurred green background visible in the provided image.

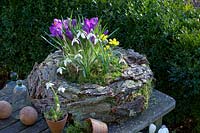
[1,0,200,132]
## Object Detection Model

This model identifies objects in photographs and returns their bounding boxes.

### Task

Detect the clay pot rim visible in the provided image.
[45,113,68,123]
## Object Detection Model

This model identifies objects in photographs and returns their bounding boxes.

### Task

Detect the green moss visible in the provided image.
[137,80,153,109]
[127,80,153,109]
[66,121,91,133]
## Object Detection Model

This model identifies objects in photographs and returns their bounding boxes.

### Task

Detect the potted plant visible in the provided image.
[44,82,68,133]
[27,15,153,124]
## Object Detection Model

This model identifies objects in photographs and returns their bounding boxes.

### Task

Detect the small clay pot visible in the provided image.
[46,114,68,133]
[86,118,108,133]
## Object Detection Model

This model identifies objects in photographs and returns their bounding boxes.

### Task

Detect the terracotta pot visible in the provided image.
[46,114,68,133]
[86,118,108,133]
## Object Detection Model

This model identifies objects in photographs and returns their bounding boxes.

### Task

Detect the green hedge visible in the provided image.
[0,0,126,76]
[1,0,200,131]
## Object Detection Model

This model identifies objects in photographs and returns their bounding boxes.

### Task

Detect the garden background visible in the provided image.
[0,0,200,132]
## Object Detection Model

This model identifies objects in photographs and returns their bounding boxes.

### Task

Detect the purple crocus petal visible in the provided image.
[49,18,63,38]
[53,19,62,29]
[90,36,95,44]
[103,30,109,35]
[82,25,90,34]
[66,30,74,40]
[72,19,77,27]
[89,17,98,28]
[63,19,69,29]
[83,17,98,34]
[84,18,91,28]
[49,25,62,37]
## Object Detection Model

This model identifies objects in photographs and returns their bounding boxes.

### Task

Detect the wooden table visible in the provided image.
[0,87,175,133]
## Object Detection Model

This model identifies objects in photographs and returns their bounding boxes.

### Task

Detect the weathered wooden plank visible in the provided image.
[0,115,43,133]
[19,119,48,133]
[0,120,27,133]
[0,108,23,130]
[0,106,28,130]
[40,128,50,133]
[0,116,18,130]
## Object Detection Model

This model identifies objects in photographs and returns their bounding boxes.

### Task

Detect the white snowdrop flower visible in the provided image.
[74,53,83,60]
[45,82,54,90]
[56,67,66,75]
[149,123,156,133]
[87,33,96,40]
[77,30,86,39]
[58,86,66,93]
[94,38,99,45]
[72,38,80,45]
[64,58,72,66]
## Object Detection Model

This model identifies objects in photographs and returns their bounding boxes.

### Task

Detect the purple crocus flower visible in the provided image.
[66,30,73,41]
[89,17,98,28]
[49,19,63,38]
[83,17,98,34]
[72,19,77,27]
[103,30,109,35]
[82,25,90,34]
[63,19,69,29]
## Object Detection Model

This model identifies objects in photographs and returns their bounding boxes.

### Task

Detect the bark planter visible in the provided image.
[27,48,154,123]
[45,115,68,133]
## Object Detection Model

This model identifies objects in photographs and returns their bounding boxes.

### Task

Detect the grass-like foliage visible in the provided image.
[42,16,126,85]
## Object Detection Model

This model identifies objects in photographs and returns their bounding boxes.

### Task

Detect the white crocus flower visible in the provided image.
[74,53,83,60]
[58,86,66,93]
[72,38,80,45]
[64,58,72,66]
[56,67,66,75]
[45,82,54,90]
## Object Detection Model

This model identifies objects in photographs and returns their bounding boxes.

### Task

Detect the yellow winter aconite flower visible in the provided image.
[104,45,110,50]
[109,38,119,46]
[100,34,108,41]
